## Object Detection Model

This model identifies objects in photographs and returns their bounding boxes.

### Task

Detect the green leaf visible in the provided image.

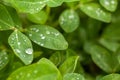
[80,3,111,22]
[47,0,63,7]
[102,23,120,41]
[27,10,48,24]
[59,9,80,33]
[99,38,120,52]
[0,4,14,30]
[7,58,62,80]
[59,56,79,75]
[63,73,85,80]
[0,51,9,70]
[26,25,68,50]
[5,0,47,14]
[84,42,120,73]
[100,74,120,80]
[6,6,22,30]
[8,30,33,65]
[99,0,118,12]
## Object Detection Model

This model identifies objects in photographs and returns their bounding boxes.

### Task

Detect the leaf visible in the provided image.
[7,58,62,80]
[0,51,9,70]
[99,38,120,52]
[27,10,48,24]
[59,9,80,33]
[26,25,68,50]
[102,23,120,41]
[84,42,120,73]
[99,0,118,12]
[6,6,22,30]
[8,30,33,65]
[0,4,14,30]
[47,0,63,7]
[100,74,120,80]
[80,3,111,22]
[63,73,85,80]
[5,0,47,14]
[59,56,79,75]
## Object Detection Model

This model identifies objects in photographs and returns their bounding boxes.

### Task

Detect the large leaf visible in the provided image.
[84,42,120,73]
[26,25,68,50]
[7,58,62,80]
[99,0,118,12]
[0,4,14,30]
[59,56,79,75]
[59,9,80,33]
[8,30,33,65]
[63,73,85,80]
[0,51,9,70]
[47,0,63,7]
[4,0,47,14]
[100,74,120,80]
[80,3,111,22]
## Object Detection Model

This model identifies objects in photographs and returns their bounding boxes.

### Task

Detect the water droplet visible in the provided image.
[34,70,38,74]
[15,49,21,53]
[29,34,32,37]
[46,31,50,34]
[40,43,44,46]
[5,57,8,60]
[41,36,45,39]
[55,33,59,36]
[68,14,74,19]
[27,73,31,77]
[18,42,21,45]
[35,29,39,32]
[25,48,33,54]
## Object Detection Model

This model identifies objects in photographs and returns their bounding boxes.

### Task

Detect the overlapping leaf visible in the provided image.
[100,74,120,80]
[8,30,33,65]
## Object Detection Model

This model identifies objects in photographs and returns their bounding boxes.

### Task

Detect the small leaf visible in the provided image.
[99,0,118,12]
[63,73,85,80]
[8,30,33,65]
[59,56,79,75]
[47,0,63,7]
[26,25,68,50]
[59,9,80,33]
[7,58,62,80]
[80,3,111,22]
[27,10,48,24]
[5,0,47,14]
[0,51,9,70]
[0,4,14,30]
[100,74,120,80]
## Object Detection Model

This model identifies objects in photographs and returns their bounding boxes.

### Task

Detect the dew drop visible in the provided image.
[46,31,50,34]
[40,43,44,46]
[18,42,21,45]
[29,34,32,37]
[25,48,33,54]
[15,49,21,53]
[41,36,45,39]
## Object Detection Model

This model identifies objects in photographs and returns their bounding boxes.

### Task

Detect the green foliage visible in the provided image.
[0,0,120,80]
